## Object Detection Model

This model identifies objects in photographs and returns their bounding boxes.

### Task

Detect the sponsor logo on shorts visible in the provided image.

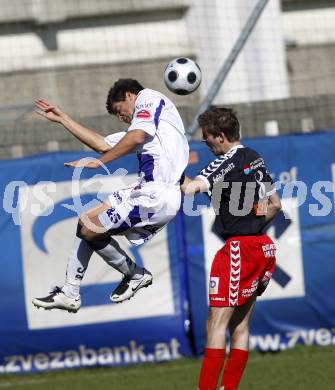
[136,109,151,119]
[209,277,219,294]
[242,278,259,297]
[261,271,273,288]
[210,297,225,302]
[113,191,122,204]
[262,243,276,258]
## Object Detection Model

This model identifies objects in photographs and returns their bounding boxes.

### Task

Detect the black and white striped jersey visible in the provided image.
[196,145,275,239]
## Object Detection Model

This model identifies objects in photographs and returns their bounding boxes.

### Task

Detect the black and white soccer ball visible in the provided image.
[164,57,202,95]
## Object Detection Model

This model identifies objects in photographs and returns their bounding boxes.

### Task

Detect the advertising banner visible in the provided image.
[1,131,335,372]
[0,152,191,373]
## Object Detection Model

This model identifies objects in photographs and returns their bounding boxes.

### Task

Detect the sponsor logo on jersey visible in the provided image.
[244,159,266,175]
[243,164,251,174]
[136,102,154,110]
[250,158,265,170]
[212,163,235,183]
[136,109,152,119]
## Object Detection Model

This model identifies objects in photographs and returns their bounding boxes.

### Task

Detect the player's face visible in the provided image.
[202,128,224,155]
[112,93,136,124]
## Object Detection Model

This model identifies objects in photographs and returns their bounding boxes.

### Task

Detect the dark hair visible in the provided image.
[106,79,144,115]
[198,107,240,142]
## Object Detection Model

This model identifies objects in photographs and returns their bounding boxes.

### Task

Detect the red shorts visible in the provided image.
[209,234,276,307]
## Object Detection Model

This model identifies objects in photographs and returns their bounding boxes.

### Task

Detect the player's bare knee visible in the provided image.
[207,321,226,342]
[230,322,249,343]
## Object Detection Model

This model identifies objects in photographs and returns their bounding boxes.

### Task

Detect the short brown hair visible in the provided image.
[106,79,144,115]
[198,107,240,141]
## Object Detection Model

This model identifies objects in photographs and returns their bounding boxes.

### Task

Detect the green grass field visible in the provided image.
[1,346,335,390]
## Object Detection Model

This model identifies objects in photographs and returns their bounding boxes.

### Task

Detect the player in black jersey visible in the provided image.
[182,107,281,390]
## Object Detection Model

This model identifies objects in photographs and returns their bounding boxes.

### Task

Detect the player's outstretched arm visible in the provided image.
[64,129,145,168]
[35,98,110,153]
[181,176,208,195]
[99,129,145,164]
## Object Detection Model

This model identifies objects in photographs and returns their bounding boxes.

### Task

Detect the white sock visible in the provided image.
[88,237,144,279]
[62,236,93,298]
[62,225,145,298]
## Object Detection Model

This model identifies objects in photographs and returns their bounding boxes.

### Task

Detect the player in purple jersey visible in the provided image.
[32,79,189,312]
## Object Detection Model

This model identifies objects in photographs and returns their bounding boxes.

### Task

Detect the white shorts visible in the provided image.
[98,182,181,245]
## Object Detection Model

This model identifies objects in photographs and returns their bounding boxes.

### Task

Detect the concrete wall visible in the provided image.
[287,44,335,97]
[0,0,335,159]
[0,0,190,23]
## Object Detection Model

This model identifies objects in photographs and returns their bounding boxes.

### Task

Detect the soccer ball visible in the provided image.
[164,57,202,95]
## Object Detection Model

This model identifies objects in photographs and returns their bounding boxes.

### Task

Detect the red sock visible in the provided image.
[220,349,249,390]
[198,348,226,390]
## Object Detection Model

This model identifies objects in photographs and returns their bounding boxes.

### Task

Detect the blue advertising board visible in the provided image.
[0,152,191,373]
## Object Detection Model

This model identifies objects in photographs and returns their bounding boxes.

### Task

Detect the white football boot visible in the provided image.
[32,286,81,313]
[110,269,153,303]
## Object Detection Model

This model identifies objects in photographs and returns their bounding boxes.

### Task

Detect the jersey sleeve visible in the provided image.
[128,93,165,137]
[104,132,126,148]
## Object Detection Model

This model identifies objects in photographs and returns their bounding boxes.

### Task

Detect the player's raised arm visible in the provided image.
[35,98,110,153]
